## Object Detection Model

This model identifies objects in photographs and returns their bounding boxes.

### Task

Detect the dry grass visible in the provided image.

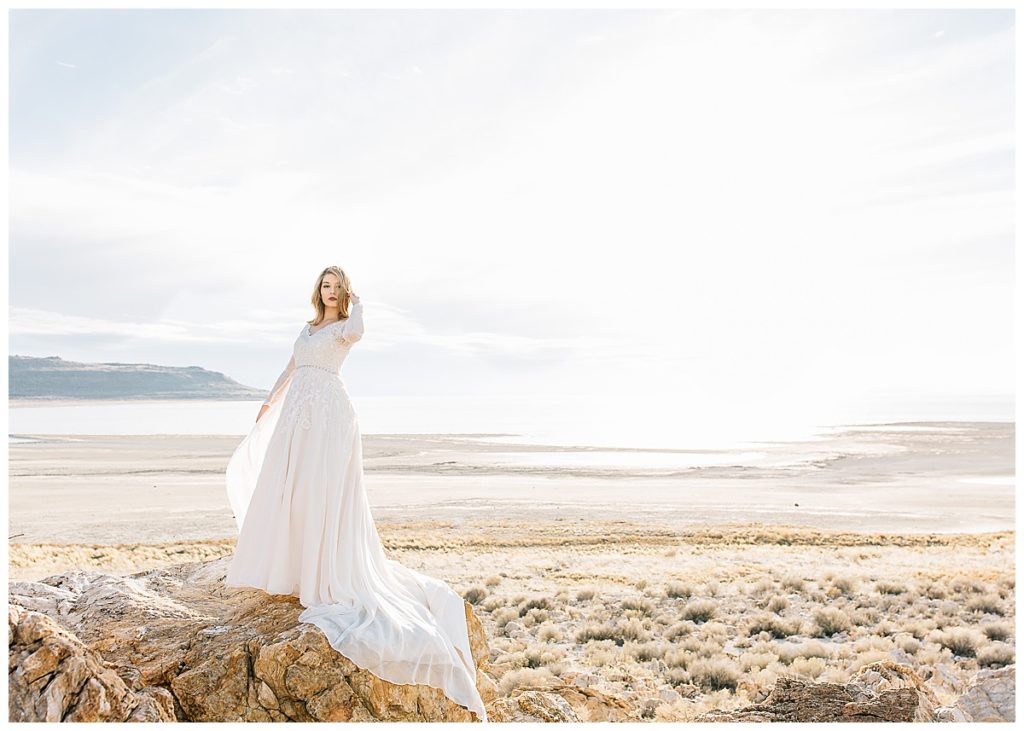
[12,519,1014,719]
[811,607,853,637]
[443,522,1014,716]
[666,581,695,598]
[934,628,986,658]
[688,657,741,691]
[977,643,1015,667]
[966,594,1007,616]
[497,667,559,694]
[981,621,1014,642]
[681,599,717,623]
[747,613,802,639]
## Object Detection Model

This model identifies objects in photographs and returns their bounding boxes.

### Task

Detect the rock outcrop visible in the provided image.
[8,604,175,722]
[9,558,1015,723]
[9,556,495,722]
[953,665,1015,722]
[484,678,634,723]
[694,659,1013,723]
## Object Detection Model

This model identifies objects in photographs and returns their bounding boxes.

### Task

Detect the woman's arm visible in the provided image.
[258,354,296,420]
[336,297,364,345]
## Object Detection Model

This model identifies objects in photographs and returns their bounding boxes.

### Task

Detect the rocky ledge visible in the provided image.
[8,557,1015,722]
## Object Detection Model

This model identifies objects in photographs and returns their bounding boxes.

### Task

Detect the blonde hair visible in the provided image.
[308,266,354,326]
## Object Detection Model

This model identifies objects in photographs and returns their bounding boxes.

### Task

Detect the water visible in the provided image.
[8,395,822,451]
[8,393,1014,452]
[8,396,1014,483]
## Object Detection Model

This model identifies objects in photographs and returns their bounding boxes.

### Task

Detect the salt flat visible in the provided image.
[7,422,1013,552]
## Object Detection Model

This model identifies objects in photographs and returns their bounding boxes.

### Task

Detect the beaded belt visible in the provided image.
[296,363,337,373]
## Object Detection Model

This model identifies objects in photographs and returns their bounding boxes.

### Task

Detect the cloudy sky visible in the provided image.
[8,8,1014,429]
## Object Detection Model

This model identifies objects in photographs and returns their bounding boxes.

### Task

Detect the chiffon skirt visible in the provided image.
[224,367,487,721]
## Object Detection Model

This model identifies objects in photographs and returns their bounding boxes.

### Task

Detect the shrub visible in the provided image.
[812,607,852,637]
[522,645,566,669]
[619,617,651,643]
[688,657,740,691]
[849,607,880,627]
[626,641,668,662]
[463,586,487,604]
[775,640,832,665]
[664,637,704,667]
[875,620,899,637]
[622,597,656,616]
[895,634,921,654]
[681,599,717,624]
[831,576,859,596]
[789,656,827,678]
[977,643,1015,668]
[738,651,777,672]
[521,608,550,627]
[747,614,800,639]
[664,621,694,641]
[492,607,519,628]
[537,624,564,643]
[848,650,890,673]
[518,595,553,616]
[966,594,1006,616]
[852,635,894,654]
[665,667,690,687]
[781,575,806,592]
[950,577,985,594]
[875,581,907,595]
[936,628,983,658]
[590,645,621,665]
[576,622,617,643]
[981,621,1014,642]
[666,581,694,599]
[498,667,557,694]
[663,648,690,669]
[481,596,505,612]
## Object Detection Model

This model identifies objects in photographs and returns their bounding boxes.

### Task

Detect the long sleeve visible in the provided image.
[262,354,296,408]
[335,301,364,345]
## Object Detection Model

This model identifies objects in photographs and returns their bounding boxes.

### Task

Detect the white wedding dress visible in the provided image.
[224,302,487,722]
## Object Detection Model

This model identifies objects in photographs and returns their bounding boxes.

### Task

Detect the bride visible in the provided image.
[224,265,488,722]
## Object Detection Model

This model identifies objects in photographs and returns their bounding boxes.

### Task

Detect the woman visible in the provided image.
[224,266,487,722]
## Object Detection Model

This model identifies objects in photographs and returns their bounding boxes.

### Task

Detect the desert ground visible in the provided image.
[7,421,1015,718]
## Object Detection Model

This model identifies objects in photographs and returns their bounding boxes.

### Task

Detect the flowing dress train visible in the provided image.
[224,302,487,721]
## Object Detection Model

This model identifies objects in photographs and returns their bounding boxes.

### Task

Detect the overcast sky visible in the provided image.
[8,8,1014,427]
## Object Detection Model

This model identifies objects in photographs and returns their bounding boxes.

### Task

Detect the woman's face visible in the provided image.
[321,274,343,307]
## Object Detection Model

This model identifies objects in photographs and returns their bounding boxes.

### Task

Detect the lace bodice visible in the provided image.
[261,302,364,408]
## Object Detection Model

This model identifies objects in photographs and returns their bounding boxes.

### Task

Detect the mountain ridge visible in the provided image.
[9,354,267,401]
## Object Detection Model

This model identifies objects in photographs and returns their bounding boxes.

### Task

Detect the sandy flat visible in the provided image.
[8,422,1013,550]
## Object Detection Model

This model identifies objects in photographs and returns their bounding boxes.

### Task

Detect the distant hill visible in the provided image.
[9,355,268,401]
